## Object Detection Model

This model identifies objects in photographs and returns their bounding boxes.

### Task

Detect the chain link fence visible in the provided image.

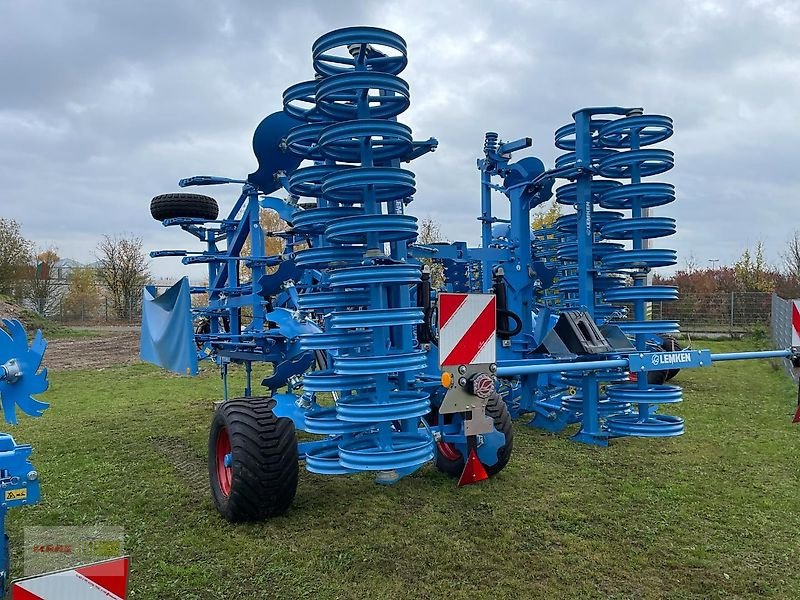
[651,291,772,335]
[14,277,777,333]
[51,295,143,324]
[17,281,172,325]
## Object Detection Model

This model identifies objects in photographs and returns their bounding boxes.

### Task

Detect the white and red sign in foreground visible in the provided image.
[792,300,800,347]
[438,293,496,367]
[12,556,129,600]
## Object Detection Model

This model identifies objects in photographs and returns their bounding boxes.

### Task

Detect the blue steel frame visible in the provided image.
[418,107,797,446]
[147,25,799,492]
[150,27,512,483]
[154,180,320,400]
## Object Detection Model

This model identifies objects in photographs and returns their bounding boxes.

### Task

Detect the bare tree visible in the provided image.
[417,217,447,289]
[240,209,289,283]
[27,248,61,316]
[96,235,150,320]
[0,218,33,296]
[531,200,562,231]
[63,265,102,320]
[783,230,800,279]
[682,252,699,274]
[733,241,773,292]
[418,217,445,246]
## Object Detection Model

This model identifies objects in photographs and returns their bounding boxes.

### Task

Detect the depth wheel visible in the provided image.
[647,335,681,385]
[208,397,298,522]
[434,392,513,477]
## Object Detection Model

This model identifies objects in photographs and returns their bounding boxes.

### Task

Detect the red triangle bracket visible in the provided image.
[457,448,489,487]
[792,404,800,424]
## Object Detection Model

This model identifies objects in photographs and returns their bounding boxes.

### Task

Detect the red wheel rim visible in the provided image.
[437,440,462,461]
[215,427,232,496]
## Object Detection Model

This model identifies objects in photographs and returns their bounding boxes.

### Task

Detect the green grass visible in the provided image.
[8,341,800,599]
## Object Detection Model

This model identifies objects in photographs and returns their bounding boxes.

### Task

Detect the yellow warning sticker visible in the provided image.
[5,488,27,501]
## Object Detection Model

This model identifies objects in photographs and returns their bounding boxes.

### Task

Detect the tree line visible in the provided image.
[0,218,149,320]
[654,238,800,298]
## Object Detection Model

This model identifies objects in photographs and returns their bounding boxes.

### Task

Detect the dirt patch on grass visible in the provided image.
[45,326,141,370]
[151,435,208,497]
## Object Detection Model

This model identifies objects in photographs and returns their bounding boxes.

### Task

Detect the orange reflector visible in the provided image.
[441,371,453,388]
[457,449,489,487]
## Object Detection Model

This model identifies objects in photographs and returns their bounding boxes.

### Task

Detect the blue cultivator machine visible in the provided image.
[0,320,48,594]
[141,27,800,521]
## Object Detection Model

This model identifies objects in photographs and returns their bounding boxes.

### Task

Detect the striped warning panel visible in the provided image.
[12,556,129,599]
[793,300,800,347]
[438,293,496,367]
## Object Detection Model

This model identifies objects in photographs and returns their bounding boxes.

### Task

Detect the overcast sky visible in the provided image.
[2,0,798,280]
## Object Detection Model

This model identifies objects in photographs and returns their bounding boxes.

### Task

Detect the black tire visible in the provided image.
[662,335,681,381]
[194,316,230,349]
[150,193,219,221]
[434,392,513,477]
[208,398,298,522]
[647,335,681,385]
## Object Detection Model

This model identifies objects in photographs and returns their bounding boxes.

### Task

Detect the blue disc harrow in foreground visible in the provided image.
[0,319,49,595]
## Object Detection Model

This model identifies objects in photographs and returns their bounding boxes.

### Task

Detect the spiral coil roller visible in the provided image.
[552,210,629,422]
[552,109,682,440]
[532,226,562,307]
[559,372,631,419]
[595,115,683,437]
[553,211,626,322]
[285,27,434,475]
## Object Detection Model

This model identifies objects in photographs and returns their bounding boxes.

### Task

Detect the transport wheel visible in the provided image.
[150,193,219,221]
[208,398,298,522]
[647,335,681,385]
[434,392,513,477]
[662,335,682,381]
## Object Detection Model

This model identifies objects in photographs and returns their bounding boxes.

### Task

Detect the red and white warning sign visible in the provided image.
[792,300,800,347]
[438,293,496,366]
[12,556,129,599]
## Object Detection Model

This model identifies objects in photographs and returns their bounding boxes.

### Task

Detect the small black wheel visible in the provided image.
[647,335,681,385]
[150,193,219,221]
[434,392,513,477]
[194,316,230,349]
[208,397,298,522]
[662,335,682,381]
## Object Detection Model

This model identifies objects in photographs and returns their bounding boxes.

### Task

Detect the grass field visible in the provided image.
[8,340,800,599]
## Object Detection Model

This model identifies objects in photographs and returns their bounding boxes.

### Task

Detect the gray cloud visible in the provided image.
[1,0,798,278]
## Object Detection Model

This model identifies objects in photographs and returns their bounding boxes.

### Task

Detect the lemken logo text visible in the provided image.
[650,352,693,367]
